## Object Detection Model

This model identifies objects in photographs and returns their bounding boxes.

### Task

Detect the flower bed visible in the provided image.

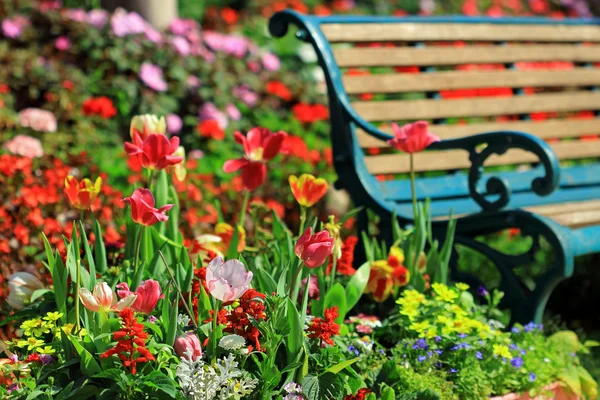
[0,115,597,399]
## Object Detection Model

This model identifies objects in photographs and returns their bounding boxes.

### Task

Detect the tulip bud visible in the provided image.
[130,114,166,141]
[295,227,335,268]
[174,332,203,361]
[6,272,44,310]
[172,146,187,182]
[206,257,252,302]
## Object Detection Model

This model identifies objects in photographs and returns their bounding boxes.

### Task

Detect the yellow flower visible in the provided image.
[400,305,420,320]
[410,320,431,334]
[20,319,51,337]
[398,290,426,305]
[455,283,469,291]
[43,312,63,322]
[38,346,56,355]
[56,324,86,339]
[431,283,458,303]
[17,338,44,351]
[493,344,513,359]
[424,328,439,339]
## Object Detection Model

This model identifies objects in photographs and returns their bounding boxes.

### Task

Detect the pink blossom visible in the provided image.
[87,9,108,28]
[187,76,201,88]
[139,62,168,92]
[18,108,57,132]
[38,0,61,11]
[169,18,197,36]
[174,333,202,361]
[65,9,87,23]
[199,103,227,129]
[225,104,241,121]
[188,149,204,159]
[116,280,164,314]
[111,8,145,37]
[247,61,260,73]
[171,36,191,56]
[206,257,253,303]
[55,36,71,51]
[79,282,137,313]
[222,35,248,58]
[144,24,162,43]
[3,135,44,158]
[295,227,335,268]
[300,275,320,300]
[166,114,183,134]
[233,86,258,107]
[2,16,28,38]
[261,52,281,71]
[203,31,225,51]
[387,121,440,154]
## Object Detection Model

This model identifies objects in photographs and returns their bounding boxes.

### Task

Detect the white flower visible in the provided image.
[219,335,246,351]
[297,44,317,63]
[6,272,44,310]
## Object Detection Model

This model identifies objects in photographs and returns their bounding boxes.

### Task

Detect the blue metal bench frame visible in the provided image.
[269,10,600,324]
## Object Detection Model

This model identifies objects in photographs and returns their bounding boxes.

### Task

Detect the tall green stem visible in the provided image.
[132,225,143,281]
[239,191,250,229]
[289,263,303,301]
[409,153,418,222]
[210,298,221,362]
[75,259,82,331]
[298,206,307,235]
[328,256,338,293]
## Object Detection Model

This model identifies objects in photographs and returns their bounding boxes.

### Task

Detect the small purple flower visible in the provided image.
[172,36,191,56]
[87,10,108,28]
[148,315,158,323]
[7,382,18,394]
[261,52,281,71]
[167,114,183,134]
[139,62,168,92]
[511,326,521,334]
[434,336,442,342]
[233,85,258,107]
[475,351,483,360]
[523,322,537,332]
[449,368,458,374]
[457,333,467,339]
[413,338,428,350]
[435,349,443,355]
[40,354,54,365]
[529,372,537,382]
[417,355,427,362]
[509,344,518,350]
[511,356,524,369]
[378,349,385,354]
[55,36,71,51]
[9,354,18,363]
[570,352,577,357]
[477,286,489,296]
[451,342,472,351]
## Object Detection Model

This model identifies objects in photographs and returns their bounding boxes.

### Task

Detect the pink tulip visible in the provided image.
[295,227,335,268]
[122,188,173,226]
[174,332,203,361]
[79,282,137,313]
[116,280,164,314]
[387,121,440,154]
[206,257,252,303]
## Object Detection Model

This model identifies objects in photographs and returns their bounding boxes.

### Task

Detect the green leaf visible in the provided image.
[380,387,396,400]
[79,221,96,289]
[324,283,347,325]
[142,371,177,398]
[302,373,343,400]
[325,357,359,374]
[68,335,102,377]
[165,299,178,346]
[30,289,51,303]
[345,262,371,312]
[286,298,303,364]
[41,233,55,273]
[227,226,240,259]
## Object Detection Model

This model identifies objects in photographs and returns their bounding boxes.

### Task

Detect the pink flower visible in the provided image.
[169,18,197,36]
[300,275,320,300]
[116,280,164,314]
[139,62,168,92]
[125,132,183,170]
[79,282,137,313]
[171,36,190,56]
[387,121,440,154]
[174,332,203,361]
[110,8,145,37]
[261,53,281,71]
[187,76,201,88]
[206,257,253,303]
[223,127,286,191]
[233,86,258,107]
[65,9,87,23]
[87,10,108,28]
[225,104,241,121]
[122,188,174,226]
[198,103,227,129]
[55,36,71,51]
[144,24,162,43]
[2,16,28,39]
[3,135,43,158]
[295,227,335,268]
[166,114,183,134]
[222,35,248,58]
[188,149,204,159]
[18,108,57,132]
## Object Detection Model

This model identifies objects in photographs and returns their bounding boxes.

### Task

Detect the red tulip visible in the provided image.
[387,121,440,154]
[122,188,173,226]
[116,280,164,314]
[295,227,335,268]
[124,132,183,170]
[223,127,286,191]
[174,332,203,361]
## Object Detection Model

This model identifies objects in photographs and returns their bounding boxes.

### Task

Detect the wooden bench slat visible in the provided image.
[526,199,600,216]
[363,140,600,174]
[356,118,600,147]
[343,68,600,94]
[547,209,600,228]
[333,45,600,67]
[321,22,600,43]
[351,91,600,122]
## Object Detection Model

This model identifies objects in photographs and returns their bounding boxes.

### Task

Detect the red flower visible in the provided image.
[82,97,117,119]
[62,80,74,91]
[220,7,238,25]
[345,389,372,400]
[292,103,329,124]
[122,188,173,226]
[387,121,440,154]
[327,236,358,276]
[266,81,292,101]
[124,133,183,170]
[101,308,154,374]
[197,119,225,141]
[281,135,311,161]
[295,227,335,268]
[223,127,286,191]
[222,288,267,350]
[306,306,340,346]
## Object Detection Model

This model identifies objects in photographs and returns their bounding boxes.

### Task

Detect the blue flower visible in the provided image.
[511,357,524,369]
[523,322,537,332]
[418,355,427,362]
[450,368,458,373]
[434,336,442,342]
[529,372,537,382]
[457,333,467,339]
[477,286,488,296]
[413,338,428,350]
[378,349,385,355]
[435,349,443,355]
[451,342,472,351]
[511,327,520,334]
[509,344,518,350]
[475,351,483,360]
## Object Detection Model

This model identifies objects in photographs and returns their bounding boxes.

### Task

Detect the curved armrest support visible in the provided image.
[430,131,560,211]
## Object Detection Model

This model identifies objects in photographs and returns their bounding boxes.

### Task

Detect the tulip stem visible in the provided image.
[328,256,337,293]
[159,251,198,329]
[289,261,303,302]
[298,206,307,236]
[239,191,250,229]
[409,153,418,222]
[210,298,221,362]
[132,225,143,284]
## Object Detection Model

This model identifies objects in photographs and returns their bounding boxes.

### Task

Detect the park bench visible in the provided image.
[269,10,600,324]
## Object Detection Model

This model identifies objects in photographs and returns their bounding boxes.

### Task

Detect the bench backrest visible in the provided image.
[271,12,600,180]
